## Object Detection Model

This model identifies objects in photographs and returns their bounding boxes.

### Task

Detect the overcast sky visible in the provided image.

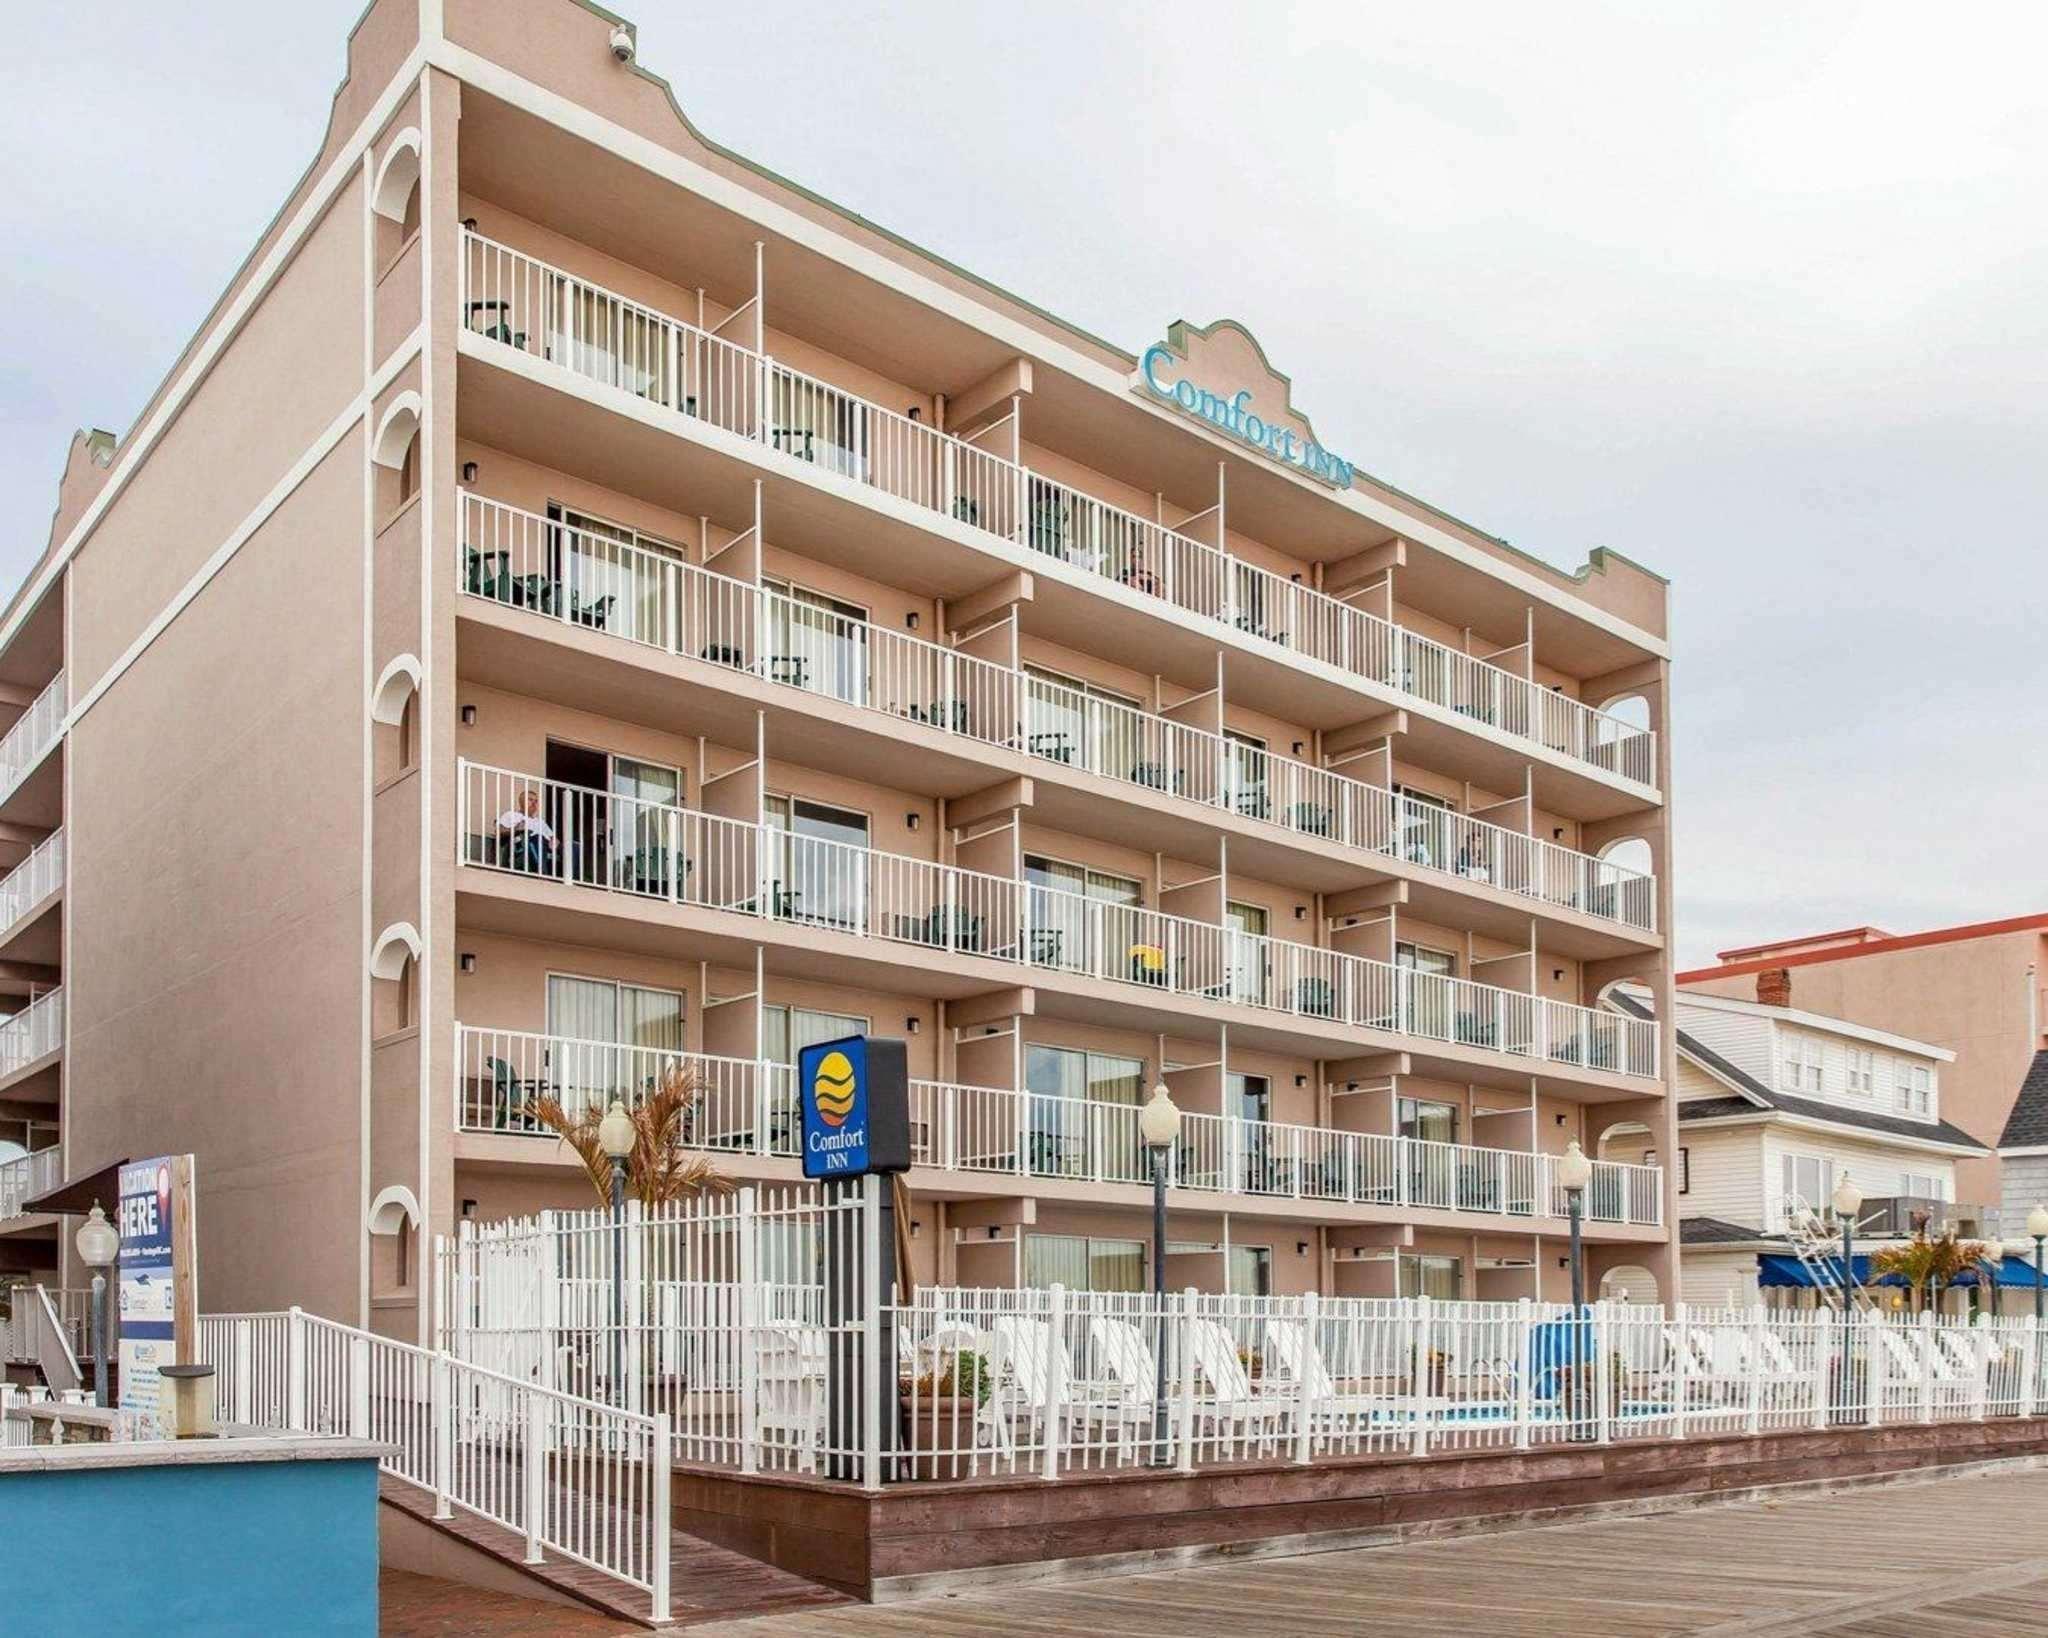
[4,2,2042,966]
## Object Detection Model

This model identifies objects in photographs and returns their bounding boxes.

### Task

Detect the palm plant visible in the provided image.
[1868,1227,1985,1313]
[528,1062,731,1208]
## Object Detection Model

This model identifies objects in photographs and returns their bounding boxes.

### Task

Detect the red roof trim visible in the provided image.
[1679,912,2048,983]
[1715,924,1892,960]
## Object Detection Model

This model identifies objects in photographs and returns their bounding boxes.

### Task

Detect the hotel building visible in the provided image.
[0,0,1678,1341]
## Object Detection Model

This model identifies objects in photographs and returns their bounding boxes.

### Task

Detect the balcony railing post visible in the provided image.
[738,1186,759,1474]
[1293,1290,1318,1465]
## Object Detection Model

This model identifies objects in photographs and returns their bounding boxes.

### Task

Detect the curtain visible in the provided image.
[1024,1234,1088,1291]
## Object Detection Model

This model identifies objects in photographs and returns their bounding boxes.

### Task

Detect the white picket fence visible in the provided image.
[436,1192,2048,1489]
[198,1308,670,1622]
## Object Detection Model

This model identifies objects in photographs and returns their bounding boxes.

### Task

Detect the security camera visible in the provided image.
[608,26,634,63]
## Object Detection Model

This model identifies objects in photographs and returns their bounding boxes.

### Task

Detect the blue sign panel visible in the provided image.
[117,1157,177,1433]
[799,1034,871,1179]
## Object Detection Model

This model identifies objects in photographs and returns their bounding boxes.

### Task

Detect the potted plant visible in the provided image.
[899,1348,994,1478]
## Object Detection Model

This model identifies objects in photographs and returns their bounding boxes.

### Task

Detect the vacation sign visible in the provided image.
[797,1034,912,1180]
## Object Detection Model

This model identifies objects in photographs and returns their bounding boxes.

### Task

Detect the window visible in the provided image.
[770,376,869,479]
[1230,1246,1273,1297]
[1023,665,1143,774]
[1780,1032,1824,1094]
[764,1005,868,1139]
[762,577,868,705]
[1225,901,1270,1003]
[1393,786,1453,868]
[1224,730,1269,817]
[548,503,686,648]
[1896,1064,1933,1117]
[1399,1098,1460,1206]
[1025,1045,1144,1180]
[543,974,686,1118]
[1846,1047,1876,1097]
[1900,1171,1944,1202]
[1230,1072,1273,1190]
[1395,943,1458,1040]
[1024,1234,1144,1292]
[764,796,870,929]
[1397,1253,1461,1300]
[1780,1152,1833,1219]
[1023,854,1142,972]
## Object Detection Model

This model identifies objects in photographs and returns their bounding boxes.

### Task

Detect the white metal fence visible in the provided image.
[437,1197,2048,1489]
[457,762,1658,1079]
[0,1147,61,1220]
[0,829,63,941]
[0,988,63,1075]
[458,491,1656,935]
[0,672,64,794]
[459,231,1657,792]
[198,1307,671,1622]
[453,1025,1662,1227]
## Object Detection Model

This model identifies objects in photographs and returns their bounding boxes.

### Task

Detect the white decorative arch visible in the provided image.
[371,653,423,726]
[370,130,423,224]
[370,921,423,982]
[371,392,423,470]
[367,1183,422,1236]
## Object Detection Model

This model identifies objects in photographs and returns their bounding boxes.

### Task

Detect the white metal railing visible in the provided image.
[437,1196,2046,1487]
[459,492,1657,933]
[459,232,1658,792]
[0,829,63,941]
[0,673,65,794]
[0,988,63,1075]
[0,1146,61,1219]
[198,1307,670,1623]
[452,1025,1662,1226]
[457,762,1657,1079]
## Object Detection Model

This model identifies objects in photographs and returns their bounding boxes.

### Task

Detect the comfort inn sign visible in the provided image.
[1135,319,1355,488]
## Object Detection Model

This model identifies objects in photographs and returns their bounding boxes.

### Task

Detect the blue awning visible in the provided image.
[1757,1252,2045,1289]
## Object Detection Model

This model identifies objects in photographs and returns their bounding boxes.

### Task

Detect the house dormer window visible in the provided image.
[1897,1063,1932,1117]
[1846,1047,1876,1096]
[1781,1032,1823,1094]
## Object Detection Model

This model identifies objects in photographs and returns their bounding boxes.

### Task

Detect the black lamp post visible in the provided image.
[597,1099,635,1407]
[75,1204,120,1410]
[1556,1140,1592,1437]
[1138,1081,1182,1466]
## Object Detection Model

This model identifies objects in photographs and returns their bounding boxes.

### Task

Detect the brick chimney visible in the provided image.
[1756,967,1792,1008]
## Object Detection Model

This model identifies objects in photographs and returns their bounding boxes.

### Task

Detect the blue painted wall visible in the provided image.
[0,1456,380,1635]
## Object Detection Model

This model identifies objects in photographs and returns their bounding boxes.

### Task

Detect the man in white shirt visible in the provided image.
[497,786,558,874]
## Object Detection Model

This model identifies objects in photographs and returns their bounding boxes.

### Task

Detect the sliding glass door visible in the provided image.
[543,974,686,1118]
[765,796,869,930]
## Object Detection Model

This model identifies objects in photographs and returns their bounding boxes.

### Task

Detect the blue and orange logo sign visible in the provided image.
[811,1050,857,1127]
[799,1035,869,1177]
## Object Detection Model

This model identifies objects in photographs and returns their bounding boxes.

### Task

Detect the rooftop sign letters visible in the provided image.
[1137,320,1355,488]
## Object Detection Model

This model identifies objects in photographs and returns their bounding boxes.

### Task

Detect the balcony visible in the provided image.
[0,829,63,943]
[458,493,1657,939]
[0,1146,60,1220]
[0,671,64,797]
[452,1025,1663,1228]
[0,988,62,1077]
[457,761,1659,1080]
[458,231,1658,796]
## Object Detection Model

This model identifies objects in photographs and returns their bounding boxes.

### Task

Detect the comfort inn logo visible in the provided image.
[1134,320,1356,489]
[811,1050,858,1128]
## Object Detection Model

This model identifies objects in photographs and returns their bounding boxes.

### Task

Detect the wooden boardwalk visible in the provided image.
[686,1461,2048,1636]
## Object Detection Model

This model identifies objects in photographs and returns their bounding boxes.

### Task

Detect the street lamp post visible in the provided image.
[597,1099,635,1407]
[74,1203,120,1409]
[1137,1080,1182,1465]
[1831,1175,1863,1304]
[1830,1175,1863,1424]
[2027,1205,2048,1327]
[1556,1140,1593,1435]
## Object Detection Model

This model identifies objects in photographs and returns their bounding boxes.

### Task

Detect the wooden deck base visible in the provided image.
[671,1417,2048,1601]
